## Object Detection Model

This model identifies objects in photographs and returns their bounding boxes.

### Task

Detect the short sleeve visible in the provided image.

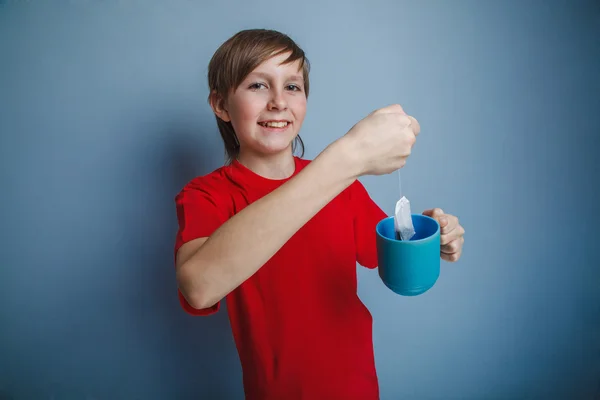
[350,180,388,269]
[174,178,230,316]
[174,179,230,254]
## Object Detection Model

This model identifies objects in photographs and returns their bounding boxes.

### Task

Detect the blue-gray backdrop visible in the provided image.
[1,1,599,399]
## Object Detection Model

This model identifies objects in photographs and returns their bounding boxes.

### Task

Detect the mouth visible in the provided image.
[257,120,291,129]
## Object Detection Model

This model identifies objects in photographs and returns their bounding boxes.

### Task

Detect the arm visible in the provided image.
[176,141,361,309]
[177,104,419,310]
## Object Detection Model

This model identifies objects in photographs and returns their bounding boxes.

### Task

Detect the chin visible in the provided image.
[252,140,295,157]
[263,133,298,149]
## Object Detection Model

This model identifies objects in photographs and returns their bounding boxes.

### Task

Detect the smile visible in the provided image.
[258,121,290,128]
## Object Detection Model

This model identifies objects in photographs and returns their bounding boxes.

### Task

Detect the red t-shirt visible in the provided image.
[174,156,387,400]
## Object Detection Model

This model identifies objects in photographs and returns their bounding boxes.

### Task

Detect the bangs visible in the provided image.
[209,29,310,97]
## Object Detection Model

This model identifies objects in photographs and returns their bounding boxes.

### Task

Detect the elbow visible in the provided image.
[176,263,219,310]
[186,291,217,311]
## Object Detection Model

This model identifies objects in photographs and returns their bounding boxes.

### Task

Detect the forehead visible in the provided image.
[248,52,304,79]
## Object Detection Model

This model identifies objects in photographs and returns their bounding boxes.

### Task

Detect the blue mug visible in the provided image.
[375,214,441,296]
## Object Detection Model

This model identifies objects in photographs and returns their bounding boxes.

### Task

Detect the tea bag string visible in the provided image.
[395,170,403,241]
[397,169,402,198]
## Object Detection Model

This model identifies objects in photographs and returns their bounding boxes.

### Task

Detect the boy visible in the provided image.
[174,29,465,399]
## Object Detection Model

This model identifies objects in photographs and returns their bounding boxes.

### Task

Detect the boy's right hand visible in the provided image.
[341,104,420,177]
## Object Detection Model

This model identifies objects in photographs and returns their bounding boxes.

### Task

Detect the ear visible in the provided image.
[209,91,231,122]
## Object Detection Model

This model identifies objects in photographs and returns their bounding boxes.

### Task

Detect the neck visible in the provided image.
[236,148,296,180]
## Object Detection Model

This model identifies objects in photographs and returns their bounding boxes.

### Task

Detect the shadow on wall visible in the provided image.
[135,115,242,399]
[109,114,242,399]
[1,105,243,398]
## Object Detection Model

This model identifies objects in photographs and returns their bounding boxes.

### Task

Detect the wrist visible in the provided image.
[321,137,364,181]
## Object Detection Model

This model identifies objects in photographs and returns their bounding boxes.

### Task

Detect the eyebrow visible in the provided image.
[248,72,304,82]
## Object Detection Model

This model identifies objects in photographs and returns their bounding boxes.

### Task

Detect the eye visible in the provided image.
[286,84,302,92]
[249,82,267,90]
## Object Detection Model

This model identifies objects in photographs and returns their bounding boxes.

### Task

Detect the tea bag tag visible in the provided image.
[395,196,415,241]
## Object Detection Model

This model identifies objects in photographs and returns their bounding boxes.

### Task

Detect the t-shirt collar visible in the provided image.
[230,156,301,190]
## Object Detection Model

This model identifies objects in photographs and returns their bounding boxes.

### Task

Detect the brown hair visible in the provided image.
[207,29,310,164]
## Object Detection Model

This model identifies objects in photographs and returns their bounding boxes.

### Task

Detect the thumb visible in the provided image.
[423,208,447,226]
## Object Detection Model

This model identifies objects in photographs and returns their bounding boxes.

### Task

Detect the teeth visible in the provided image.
[260,121,288,128]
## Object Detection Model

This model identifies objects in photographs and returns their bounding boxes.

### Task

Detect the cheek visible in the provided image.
[229,95,264,122]
[291,97,307,121]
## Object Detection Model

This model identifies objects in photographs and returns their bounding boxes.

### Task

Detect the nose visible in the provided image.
[267,88,287,111]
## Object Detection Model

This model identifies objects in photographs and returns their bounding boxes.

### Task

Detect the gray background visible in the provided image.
[1,1,599,399]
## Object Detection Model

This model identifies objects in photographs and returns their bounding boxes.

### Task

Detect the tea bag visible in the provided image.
[394,172,415,241]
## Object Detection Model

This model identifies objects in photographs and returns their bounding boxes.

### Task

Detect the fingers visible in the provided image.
[373,104,420,136]
[441,236,464,263]
[440,215,464,249]
[440,215,461,239]
[423,209,465,262]
[441,236,464,255]
[375,104,406,115]
[407,115,420,136]
[443,225,465,247]
[441,248,462,263]
[441,219,464,262]
[423,209,461,241]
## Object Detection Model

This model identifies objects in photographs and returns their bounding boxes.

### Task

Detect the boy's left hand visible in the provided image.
[422,208,465,262]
